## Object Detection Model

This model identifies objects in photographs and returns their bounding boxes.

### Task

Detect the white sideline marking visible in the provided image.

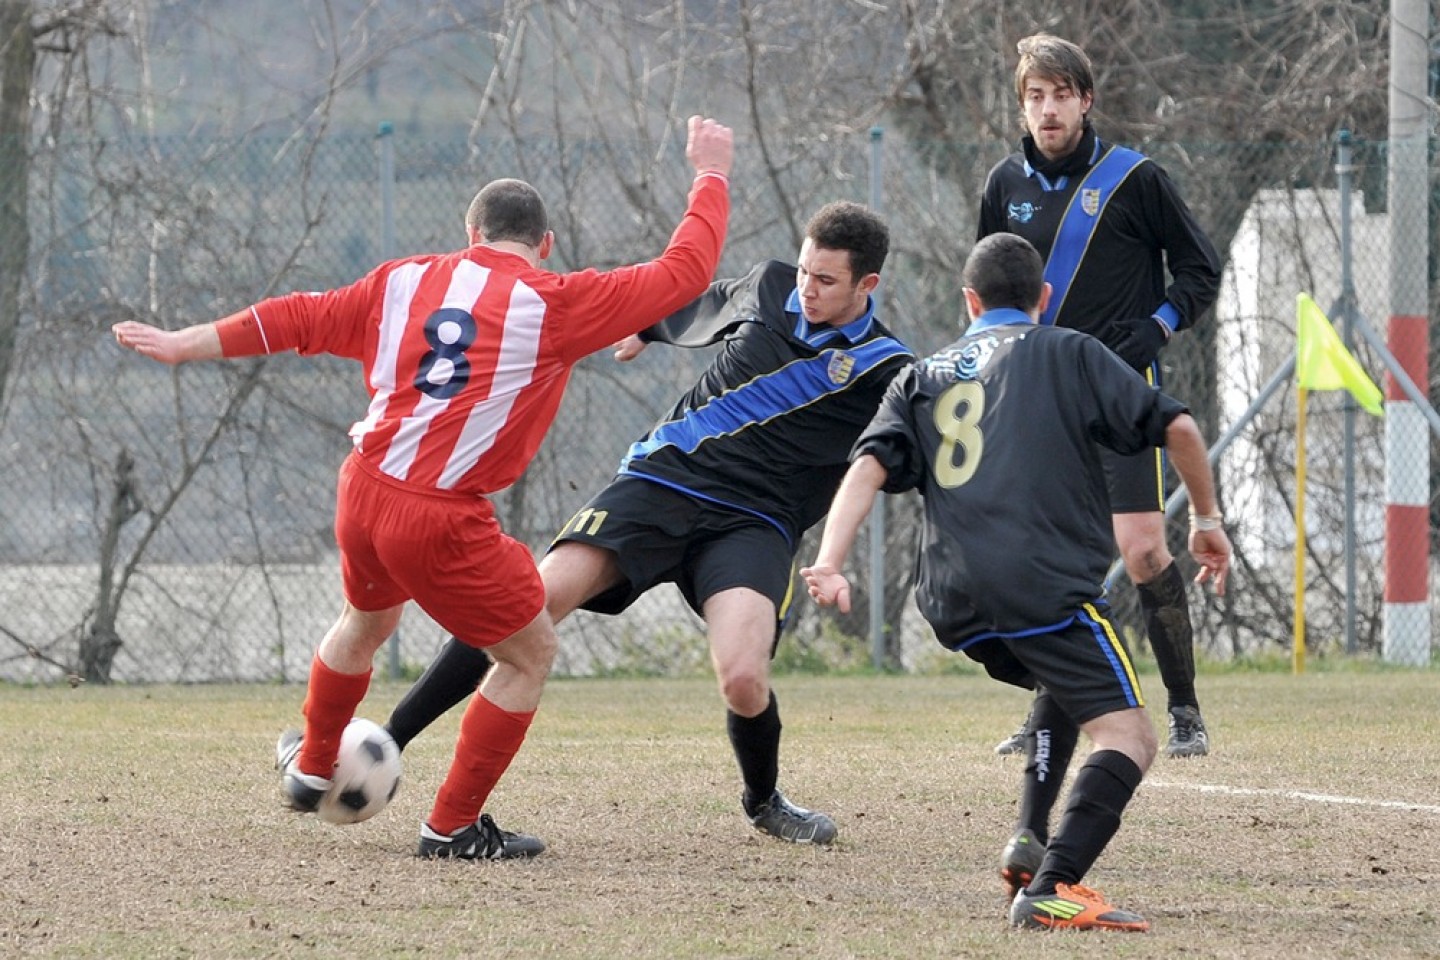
[1146,780,1440,816]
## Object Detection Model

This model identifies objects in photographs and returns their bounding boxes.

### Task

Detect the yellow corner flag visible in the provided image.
[1296,293,1383,416]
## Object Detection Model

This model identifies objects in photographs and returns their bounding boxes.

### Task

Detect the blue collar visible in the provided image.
[786,288,877,346]
[966,307,1035,333]
[1022,136,1104,192]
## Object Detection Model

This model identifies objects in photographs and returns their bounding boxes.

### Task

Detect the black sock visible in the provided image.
[729,692,781,814]
[384,636,492,751]
[1137,561,1198,711]
[1029,749,1143,894]
[1017,689,1079,845]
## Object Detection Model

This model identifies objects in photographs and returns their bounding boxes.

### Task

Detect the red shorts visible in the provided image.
[334,453,544,646]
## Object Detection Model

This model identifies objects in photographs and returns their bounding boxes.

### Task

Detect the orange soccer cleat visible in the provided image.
[1009,882,1150,932]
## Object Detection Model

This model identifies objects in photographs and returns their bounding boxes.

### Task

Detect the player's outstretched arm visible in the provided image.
[1165,413,1232,596]
[802,454,889,614]
[112,320,223,366]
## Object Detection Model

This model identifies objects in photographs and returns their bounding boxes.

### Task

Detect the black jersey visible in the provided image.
[854,310,1187,647]
[976,125,1220,341]
[620,259,913,548]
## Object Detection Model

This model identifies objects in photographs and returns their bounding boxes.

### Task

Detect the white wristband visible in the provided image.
[1189,512,1224,532]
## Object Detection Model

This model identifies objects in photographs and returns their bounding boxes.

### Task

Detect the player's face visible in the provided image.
[796,241,873,328]
[1021,74,1092,161]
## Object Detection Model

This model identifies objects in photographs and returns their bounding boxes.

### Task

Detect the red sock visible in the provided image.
[427,694,534,835]
[297,656,371,778]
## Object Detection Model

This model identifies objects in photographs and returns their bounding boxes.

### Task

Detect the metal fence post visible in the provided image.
[378,120,402,681]
[867,125,887,670]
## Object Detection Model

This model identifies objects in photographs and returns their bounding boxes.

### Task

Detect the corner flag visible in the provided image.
[1295,293,1383,416]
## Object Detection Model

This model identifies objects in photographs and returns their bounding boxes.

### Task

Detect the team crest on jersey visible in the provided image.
[827,351,855,384]
[927,334,999,381]
[1007,201,1036,224]
[1081,188,1101,216]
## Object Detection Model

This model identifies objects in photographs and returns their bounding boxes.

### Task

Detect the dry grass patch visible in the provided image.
[2,672,1437,958]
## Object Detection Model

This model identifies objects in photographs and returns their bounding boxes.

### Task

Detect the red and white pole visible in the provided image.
[1382,0,1431,664]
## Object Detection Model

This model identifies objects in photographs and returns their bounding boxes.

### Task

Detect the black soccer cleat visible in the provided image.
[994,706,1034,756]
[416,814,546,860]
[275,728,330,813]
[1165,705,1210,758]
[745,790,838,845]
[1000,828,1046,899]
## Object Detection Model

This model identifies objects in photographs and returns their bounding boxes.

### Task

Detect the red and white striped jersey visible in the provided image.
[214,174,728,496]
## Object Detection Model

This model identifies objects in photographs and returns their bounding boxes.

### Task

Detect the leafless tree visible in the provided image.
[1,0,1428,681]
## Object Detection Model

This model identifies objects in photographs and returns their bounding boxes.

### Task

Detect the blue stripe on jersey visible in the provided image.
[1039,145,1148,326]
[621,338,910,467]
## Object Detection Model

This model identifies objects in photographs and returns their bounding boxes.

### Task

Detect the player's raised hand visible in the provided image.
[686,116,733,178]
[800,563,852,614]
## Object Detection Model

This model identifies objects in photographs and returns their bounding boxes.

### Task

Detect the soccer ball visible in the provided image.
[317,717,402,825]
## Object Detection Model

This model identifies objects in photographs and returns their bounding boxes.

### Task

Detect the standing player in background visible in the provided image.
[977,33,1222,760]
[383,201,913,845]
[112,115,734,861]
[802,232,1232,931]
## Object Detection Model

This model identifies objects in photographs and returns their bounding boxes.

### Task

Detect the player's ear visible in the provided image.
[858,272,880,296]
[1036,281,1053,317]
[538,231,555,261]
[962,286,984,321]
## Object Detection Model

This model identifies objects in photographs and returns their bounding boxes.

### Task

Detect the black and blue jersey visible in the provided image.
[854,311,1188,647]
[619,259,913,548]
[976,124,1220,340]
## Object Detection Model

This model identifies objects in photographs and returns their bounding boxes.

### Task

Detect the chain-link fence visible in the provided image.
[1,126,1435,683]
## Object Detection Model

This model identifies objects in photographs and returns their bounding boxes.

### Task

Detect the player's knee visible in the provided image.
[716,667,768,716]
[495,615,558,678]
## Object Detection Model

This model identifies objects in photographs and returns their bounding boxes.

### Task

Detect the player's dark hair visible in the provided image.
[466,178,548,247]
[1014,33,1094,105]
[804,201,889,281]
[962,232,1044,312]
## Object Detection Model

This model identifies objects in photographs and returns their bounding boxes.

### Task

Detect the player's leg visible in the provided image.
[384,641,492,750]
[1108,441,1209,759]
[280,454,411,812]
[384,498,630,751]
[278,600,404,812]
[705,585,836,844]
[1004,687,1079,895]
[382,542,624,750]
[697,520,835,844]
[1113,508,1208,757]
[388,492,552,859]
[1006,610,1153,932]
[959,638,1077,896]
[418,606,555,860]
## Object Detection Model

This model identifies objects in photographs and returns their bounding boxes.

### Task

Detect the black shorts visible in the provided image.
[1103,365,1166,514]
[958,602,1147,726]
[1102,444,1167,514]
[550,475,796,627]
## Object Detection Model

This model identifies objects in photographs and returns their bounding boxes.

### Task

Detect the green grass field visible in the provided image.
[3,670,1438,959]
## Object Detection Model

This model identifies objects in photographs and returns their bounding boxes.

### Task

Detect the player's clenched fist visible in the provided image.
[686,115,733,178]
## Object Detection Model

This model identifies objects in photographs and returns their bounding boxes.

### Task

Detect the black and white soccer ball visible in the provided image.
[317,717,402,825]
